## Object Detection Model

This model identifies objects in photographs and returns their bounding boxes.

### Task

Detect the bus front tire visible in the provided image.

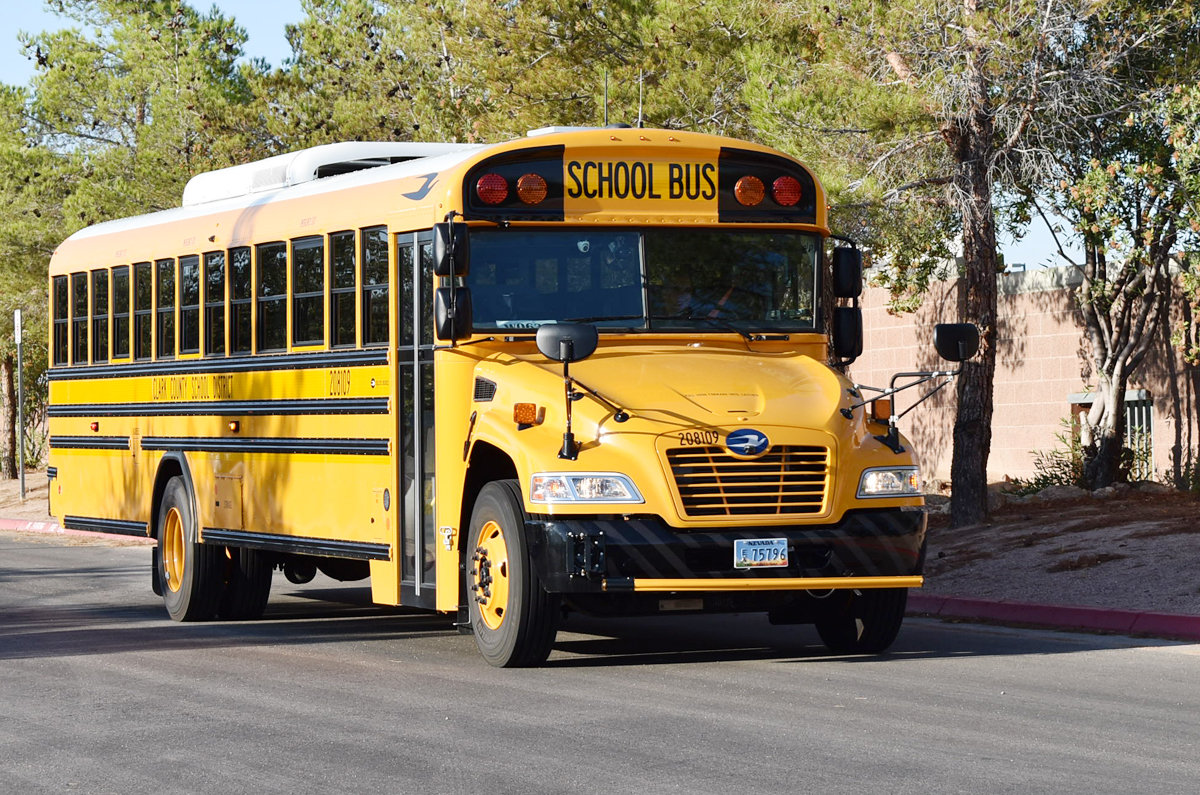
[467,480,560,668]
[218,547,273,620]
[157,476,223,622]
[815,588,907,655]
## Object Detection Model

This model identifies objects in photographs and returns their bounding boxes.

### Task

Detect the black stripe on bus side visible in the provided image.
[47,398,389,418]
[140,437,389,455]
[47,467,58,479]
[46,348,389,382]
[50,436,131,450]
[201,528,391,561]
[63,516,149,537]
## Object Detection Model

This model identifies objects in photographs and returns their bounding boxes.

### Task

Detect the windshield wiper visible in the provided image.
[651,313,754,341]
[563,315,643,323]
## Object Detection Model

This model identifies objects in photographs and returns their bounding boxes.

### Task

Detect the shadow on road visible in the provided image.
[2,562,1170,667]
[546,612,1164,668]
[0,585,456,662]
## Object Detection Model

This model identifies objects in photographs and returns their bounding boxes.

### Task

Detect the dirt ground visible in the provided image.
[926,490,1200,615]
[4,469,1198,613]
[0,469,54,522]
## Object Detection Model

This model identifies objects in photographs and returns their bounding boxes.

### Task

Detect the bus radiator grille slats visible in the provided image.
[667,445,829,517]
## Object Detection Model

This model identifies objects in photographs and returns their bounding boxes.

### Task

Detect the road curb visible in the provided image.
[909,593,1200,642]
[0,517,155,545]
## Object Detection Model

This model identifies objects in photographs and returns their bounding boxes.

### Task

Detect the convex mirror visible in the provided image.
[933,323,980,362]
[536,323,598,363]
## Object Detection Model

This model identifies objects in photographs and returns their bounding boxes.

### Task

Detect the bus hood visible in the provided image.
[490,344,848,430]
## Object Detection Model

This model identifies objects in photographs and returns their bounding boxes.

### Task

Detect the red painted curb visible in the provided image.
[908,593,1200,641]
[0,517,155,545]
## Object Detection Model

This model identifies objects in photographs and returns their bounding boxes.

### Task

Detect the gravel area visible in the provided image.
[925,490,1200,615]
[0,470,54,522]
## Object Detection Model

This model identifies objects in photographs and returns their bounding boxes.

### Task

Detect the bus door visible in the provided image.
[398,230,438,609]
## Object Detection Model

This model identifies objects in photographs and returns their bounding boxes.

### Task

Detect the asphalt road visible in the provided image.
[2,535,1198,795]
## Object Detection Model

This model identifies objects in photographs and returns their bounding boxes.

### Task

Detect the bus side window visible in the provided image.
[419,234,434,346]
[156,258,176,359]
[257,242,287,353]
[180,255,200,354]
[134,262,152,360]
[362,226,388,346]
[112,266,130,359]
[397,236,413,348]
[204,252,226,356]
[52,275,69,366]
[230,247,251,355]
[330,231,356,347]
[292,236,324,347]
[71,272,88,365]
[91,269,109,364]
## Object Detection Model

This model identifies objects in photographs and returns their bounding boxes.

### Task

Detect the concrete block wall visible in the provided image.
[848,268,1200,485]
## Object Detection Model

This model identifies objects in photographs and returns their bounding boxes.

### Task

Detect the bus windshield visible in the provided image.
[467,228,819,333]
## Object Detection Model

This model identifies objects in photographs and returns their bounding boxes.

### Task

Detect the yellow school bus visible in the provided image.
[46,127,974,666]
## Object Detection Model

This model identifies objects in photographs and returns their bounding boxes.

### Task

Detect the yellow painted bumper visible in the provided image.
[603,575,924,592]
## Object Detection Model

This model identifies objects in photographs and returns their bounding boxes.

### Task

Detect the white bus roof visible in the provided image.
[180,141,476,207]
[65,142,485,243]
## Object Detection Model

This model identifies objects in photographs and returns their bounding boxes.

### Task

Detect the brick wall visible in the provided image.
[849,268,1200,485]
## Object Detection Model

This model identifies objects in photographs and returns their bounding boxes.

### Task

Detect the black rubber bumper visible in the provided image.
[525,508,927,593]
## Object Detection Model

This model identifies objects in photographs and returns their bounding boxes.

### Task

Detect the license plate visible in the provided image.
[734,538,788,569]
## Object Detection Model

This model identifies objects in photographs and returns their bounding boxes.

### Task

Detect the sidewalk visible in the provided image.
[4,514,1200,642]
[0,516,155,544]
[907,593,1200,643]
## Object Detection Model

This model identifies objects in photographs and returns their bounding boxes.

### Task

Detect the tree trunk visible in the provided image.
[949,15,998,528]
[1082,373,1127,488]
[1,353,15,479]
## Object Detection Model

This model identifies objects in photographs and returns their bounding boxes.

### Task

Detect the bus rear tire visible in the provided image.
[467,480,560,668]
[815,588,907,654]
[157,476,223,622]
[218,547,273,620]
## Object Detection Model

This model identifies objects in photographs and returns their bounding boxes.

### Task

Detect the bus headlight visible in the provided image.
[857,467,921,498]
[530,473,644,504]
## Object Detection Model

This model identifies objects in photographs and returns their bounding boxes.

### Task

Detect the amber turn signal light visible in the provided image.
[872,398,892,424]
[513,403,544,426]
[228,421,240,433]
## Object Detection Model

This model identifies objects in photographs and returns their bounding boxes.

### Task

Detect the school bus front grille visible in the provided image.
[667,446,828,517]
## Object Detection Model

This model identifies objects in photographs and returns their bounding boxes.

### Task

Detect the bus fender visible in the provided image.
[150,451,198,540]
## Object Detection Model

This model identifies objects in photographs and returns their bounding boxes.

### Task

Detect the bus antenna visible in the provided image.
[637,70,644,128]
[603,70,609,127]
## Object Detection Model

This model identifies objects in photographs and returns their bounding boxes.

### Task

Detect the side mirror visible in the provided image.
[536,323,598,363]
[433,222,469,277]
[832,307,863,359]
[933,323,979,362]
[832,248,862,299]
[435,286,473,341]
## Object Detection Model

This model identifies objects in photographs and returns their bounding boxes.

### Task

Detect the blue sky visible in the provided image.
[1,0,1077,266]
[2,1,304,81]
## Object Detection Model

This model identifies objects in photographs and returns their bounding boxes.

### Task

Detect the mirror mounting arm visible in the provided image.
[846,368,965,455]
[559,350,578,460]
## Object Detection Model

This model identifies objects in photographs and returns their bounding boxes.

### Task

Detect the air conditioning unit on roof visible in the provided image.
[181,141,474,207]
